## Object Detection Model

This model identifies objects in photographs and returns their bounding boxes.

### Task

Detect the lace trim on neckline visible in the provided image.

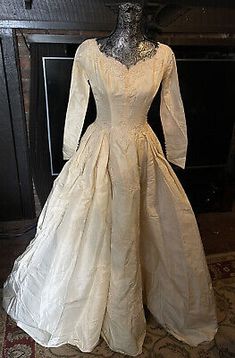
[93,38,161,72]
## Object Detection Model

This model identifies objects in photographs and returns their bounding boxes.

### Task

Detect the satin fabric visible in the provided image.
[2,38,218,356]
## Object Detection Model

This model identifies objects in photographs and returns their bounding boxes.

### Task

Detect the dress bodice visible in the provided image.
[62,38,188,169]
[80,39,163,128]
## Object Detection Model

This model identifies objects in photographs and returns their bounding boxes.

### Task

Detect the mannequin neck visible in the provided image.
[110,2,145,47]
[96,2,158,68]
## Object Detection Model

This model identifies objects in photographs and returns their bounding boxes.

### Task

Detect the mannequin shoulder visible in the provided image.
[74,38,94,59]
[158,43,176,68]
[159,42,175,57]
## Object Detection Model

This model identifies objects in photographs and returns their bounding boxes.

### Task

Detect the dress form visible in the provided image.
[96,2,159,69]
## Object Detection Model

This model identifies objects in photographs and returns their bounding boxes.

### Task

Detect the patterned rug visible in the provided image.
[1,251,235,357]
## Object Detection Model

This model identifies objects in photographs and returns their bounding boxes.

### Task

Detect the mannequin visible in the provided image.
[97,1,159,69]
[97,1,180,172]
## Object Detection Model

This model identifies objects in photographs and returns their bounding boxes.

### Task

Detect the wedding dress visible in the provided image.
[2,38,218,356]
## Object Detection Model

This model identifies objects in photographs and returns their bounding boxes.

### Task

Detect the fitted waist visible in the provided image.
[94,117,149,132]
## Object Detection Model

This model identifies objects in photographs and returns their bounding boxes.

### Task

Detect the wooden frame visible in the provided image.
[0,20,113,31]
[0,28,35,219]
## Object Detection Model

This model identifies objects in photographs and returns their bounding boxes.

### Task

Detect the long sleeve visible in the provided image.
[62,48,90,160]
[160,48,188,169]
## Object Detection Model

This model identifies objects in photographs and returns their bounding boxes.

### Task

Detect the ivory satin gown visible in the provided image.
[2,38,218,356]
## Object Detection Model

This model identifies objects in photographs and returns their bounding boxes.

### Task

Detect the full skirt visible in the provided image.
[2,121,218,356]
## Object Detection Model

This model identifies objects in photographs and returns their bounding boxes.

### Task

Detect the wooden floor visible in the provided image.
[0,205,235,287]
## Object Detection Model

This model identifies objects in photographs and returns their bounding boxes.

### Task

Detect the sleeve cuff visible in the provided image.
[168,156,186,169]
[62,146,74,160]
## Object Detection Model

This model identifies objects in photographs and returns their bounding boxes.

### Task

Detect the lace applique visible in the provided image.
[95,38,159,70]
[93,38,162,78]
